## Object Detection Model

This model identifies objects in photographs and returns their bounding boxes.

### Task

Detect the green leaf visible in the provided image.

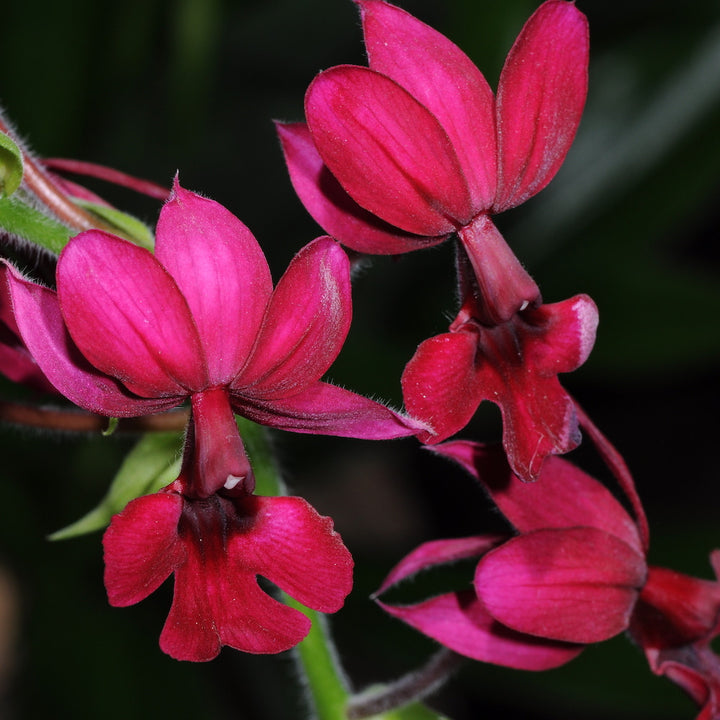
[49,431,182,540]
[0,195,70,253]
[0,131,23,198]
[73,199,154,250]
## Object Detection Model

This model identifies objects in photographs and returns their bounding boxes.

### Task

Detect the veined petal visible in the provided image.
[276,122,439,254]
[234,380,424,440]
[401,330,481,443]
[377,535,507,596]
[494,0,589,211]
[359,0,497,210]
[433,442,643,553]
[155,182,273,384]
[5,263,181,416]
[306,65,473,235]
[228,495,353,613]
[103,492,184,606]
[379,590,583,670]
[237,238,351,396]
[58,231,207,396]
[476,527,646,644]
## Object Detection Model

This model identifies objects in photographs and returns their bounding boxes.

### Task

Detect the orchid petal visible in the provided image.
[103,492,184,606]
[276,122,438,254]
[58,231,206,396]
[494,0,589,210]
[238,238,351,397]
[229,495,353,613]
[401,330,481,443]
[234,380,423,440]
[468,322,583,482]
[523,295,599,374]
[155,182,273,384]
[433,442,643,552]
[475,527,646,644]
[359,0,497,210]
[306,65,473,235]
[5,263,181,415]
[161,548,310,660]
[379,590,584,670]
[377,535,507,596]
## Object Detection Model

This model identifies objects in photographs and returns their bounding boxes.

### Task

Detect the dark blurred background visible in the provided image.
[1,0,719,718]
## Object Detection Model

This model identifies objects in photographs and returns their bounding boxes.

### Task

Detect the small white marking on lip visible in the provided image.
[224,474,243,490]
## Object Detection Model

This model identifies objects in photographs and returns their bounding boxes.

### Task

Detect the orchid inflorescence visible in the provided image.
[0,1,717,718]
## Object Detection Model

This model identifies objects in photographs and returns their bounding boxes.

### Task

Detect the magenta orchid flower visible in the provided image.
[378,441,720,718]
[4,181,419,494]
[278,0,594,480]
[401,252,598,481]
[278,0,588,323]
[103,418,353,661]
[3,181,422,660]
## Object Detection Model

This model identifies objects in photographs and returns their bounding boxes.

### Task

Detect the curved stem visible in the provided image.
[346,648,463,719]
[0,399,188,433]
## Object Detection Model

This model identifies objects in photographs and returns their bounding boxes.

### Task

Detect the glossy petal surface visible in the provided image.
[58,231,206,396]
[380,590,583,669]
[434,442,643,552]
[306,66,472,234]
[359,0,496,210]
[238,238,351,397]
[476,527,646,643]
[103,492,184,606]
[277,122,435,253]
[155,182,273,385]
[236,380,422,440]
[494,0,589,210]
[6,264,180,416]
[401,331,481,443]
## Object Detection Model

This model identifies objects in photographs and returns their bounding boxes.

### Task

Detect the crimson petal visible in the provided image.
[433,442,643,552]
[476,527,646,644]
[103,492,184,606]
[359,0,497,211]
[58,231,207,396]
[306,65,473,235]
[494,0,589,210]
[155,182,273,385]
[5,263,181,416]
[237,238,351,397]
[235,380,424,440]
[276,122,435,254]
[380,590,583,670]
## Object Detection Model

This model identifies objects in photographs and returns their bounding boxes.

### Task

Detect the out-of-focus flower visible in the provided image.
[378,441,720,718]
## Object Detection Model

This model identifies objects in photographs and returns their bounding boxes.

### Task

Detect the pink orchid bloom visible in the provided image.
[103,418,353,661]
[401,251,598,481]
[278,0,594,480]
[379,441,720,718]
[4,181,419,495]
[278,0,588,323]
[3,181,421,660]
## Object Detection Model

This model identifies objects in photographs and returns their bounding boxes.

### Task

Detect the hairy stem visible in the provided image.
[0,399,188,433]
